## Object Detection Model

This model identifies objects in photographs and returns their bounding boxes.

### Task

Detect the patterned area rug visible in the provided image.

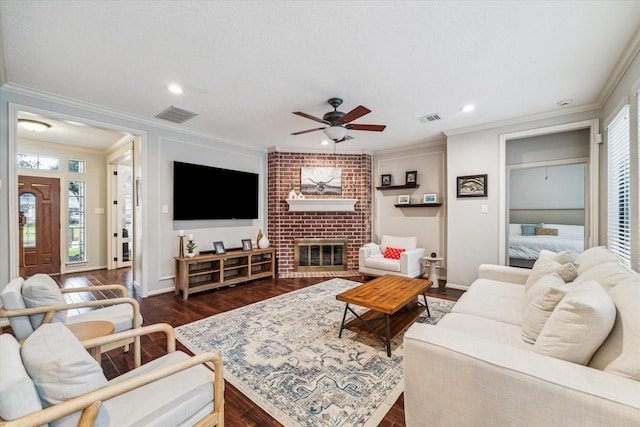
[175,278,454,427]
[277,270,361,278]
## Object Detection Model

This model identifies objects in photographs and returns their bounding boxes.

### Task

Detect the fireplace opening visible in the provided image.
[294,238,347,272]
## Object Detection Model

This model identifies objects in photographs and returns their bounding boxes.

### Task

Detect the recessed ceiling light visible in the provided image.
[320,140,330,145]
[18,119,51,132]
[167,84,184,94]
[462,105,475,112]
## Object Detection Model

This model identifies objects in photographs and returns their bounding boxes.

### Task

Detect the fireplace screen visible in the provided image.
[294,238,347,272]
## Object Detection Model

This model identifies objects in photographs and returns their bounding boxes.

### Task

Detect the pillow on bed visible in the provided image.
[535,227,558,236]
[521,223,543,236]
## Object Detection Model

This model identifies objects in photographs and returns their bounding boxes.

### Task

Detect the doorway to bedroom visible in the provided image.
[504,126,592,268]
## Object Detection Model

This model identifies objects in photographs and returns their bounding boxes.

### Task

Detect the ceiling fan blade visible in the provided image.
[338,105,371,124]
[292,111,329,124]
[346,124,386,132]
[335,135,354,143]
[291,127,325,135]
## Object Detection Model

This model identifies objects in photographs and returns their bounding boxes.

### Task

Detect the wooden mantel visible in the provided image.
[286,198,358,212]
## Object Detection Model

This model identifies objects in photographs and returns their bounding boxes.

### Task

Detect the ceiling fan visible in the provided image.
[291,98,386,142]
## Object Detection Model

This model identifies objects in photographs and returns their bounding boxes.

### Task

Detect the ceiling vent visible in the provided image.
[417,113,441,123]
[155,105,198,124]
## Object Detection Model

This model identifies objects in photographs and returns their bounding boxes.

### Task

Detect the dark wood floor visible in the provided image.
[41,269,463,427]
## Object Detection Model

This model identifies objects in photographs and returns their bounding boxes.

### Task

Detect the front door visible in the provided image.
[18,175,61,277]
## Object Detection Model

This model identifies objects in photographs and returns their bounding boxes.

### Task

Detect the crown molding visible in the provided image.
[1,83,268,154]
[444,102,600,137]
[268,146,373,155]
[372,137,446,155]
[596,26,640,106]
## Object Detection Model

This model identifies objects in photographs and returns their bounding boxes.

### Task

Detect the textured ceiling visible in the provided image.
[2,1,640,152]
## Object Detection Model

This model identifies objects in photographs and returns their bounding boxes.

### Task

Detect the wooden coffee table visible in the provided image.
[336,275,431,357]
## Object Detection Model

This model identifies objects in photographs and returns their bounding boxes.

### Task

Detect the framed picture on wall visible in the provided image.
[398,195,410,204]
[381,174,392,187]
[457,174,488,198]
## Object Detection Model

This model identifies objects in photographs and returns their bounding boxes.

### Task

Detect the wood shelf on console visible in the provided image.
[376,184,420,190]
[394,203,443,208]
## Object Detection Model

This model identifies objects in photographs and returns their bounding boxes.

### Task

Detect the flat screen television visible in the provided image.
[173,161,259,220]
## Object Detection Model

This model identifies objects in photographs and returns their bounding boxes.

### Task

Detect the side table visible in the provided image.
[422,256,443,288]
[66,320,115,365]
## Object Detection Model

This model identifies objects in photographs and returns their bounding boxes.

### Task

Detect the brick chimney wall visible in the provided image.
[267,151,372,273]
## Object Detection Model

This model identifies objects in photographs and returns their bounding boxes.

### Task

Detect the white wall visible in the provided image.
[446,110,601,287]
[0,87,268,296]
[510,164,585,210]
[17,139,108,273]
[373,142,447,277]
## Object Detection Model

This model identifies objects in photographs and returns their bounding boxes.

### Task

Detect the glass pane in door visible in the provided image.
[20,193,36,247]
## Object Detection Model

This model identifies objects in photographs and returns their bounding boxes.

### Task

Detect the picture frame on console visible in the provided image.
[241,239,253,252]
[381,174,392,187]
[213,241,226,255]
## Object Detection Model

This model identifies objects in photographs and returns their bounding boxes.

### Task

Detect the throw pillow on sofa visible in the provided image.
[384,247,405,260]
[523,272,567,309]
[21,274,68,329]
[538,249,574,265]
[522,279,570,344]
[524,257,578,291]
[573,246,620,274]
[572,260,635,291]
[534,280,616,365]
[588,280,640,381]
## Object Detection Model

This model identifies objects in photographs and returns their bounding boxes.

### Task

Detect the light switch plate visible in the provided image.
[162,205,169,214]
[481,204,488,213]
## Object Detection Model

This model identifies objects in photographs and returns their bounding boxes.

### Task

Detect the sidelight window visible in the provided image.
[68,181,86,262]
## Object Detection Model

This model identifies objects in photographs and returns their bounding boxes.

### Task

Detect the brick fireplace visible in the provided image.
[267,151,372,273]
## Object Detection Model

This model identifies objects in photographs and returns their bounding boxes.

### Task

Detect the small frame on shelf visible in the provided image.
[423,193,438,203]
[381,174,392,187]
[398,195,411,204]
[241,239,253,252]
[405,170,417,186]
[213,241,226,255]
[457,174,488,198]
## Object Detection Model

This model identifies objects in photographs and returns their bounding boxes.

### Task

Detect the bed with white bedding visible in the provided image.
[509,223,584,261]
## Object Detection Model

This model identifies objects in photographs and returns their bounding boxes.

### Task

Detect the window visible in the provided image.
[68,181,85,263]
[19,193,37,247]
[607,105,630,266]
[68,159,85,173]
[17,153,59,170]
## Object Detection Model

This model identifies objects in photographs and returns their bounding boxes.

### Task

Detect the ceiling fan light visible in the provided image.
[18,119,51,132]
[323,126,347,141]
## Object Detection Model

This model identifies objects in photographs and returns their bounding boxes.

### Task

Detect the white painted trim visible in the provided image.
[597,26,640,106]
[445,103,600,138]
[286,198,358,212]
[8,104,18,279]
[604,95,630,129]
[3,83,268,154]
[499,119,600,264]
[444,283,469,291]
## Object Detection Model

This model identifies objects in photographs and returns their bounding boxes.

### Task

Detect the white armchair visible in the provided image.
[359,235,426,278]
[0,323,224,427]
[0,274,142,366]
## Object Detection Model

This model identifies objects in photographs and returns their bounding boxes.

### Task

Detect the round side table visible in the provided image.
[422,257,443,288]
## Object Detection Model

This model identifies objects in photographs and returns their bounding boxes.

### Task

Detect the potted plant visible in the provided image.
[186,240,197,257]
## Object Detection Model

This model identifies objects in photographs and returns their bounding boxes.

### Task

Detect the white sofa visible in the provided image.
[358,235,425,278]
[404,246,640,426]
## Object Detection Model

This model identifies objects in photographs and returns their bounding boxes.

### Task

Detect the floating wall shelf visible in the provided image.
[394,203,443,208]
[286,198,358,212]
[376,184,420,190]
